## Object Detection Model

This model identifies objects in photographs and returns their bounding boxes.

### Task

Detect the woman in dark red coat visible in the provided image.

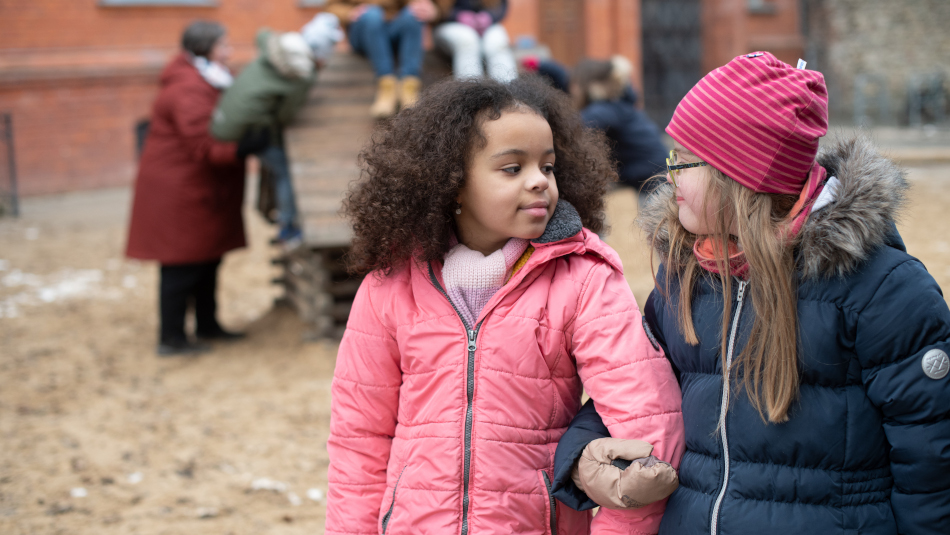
[127,21,264,356]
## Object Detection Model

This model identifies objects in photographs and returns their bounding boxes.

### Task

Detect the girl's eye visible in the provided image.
[502,166,521,175]
[542,164,555,174]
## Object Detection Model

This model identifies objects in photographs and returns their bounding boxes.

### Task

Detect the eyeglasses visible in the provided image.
[666,149,708,187]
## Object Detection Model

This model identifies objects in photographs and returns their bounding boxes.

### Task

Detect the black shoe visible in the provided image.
[157,339,212,357]
[195,328,246,342]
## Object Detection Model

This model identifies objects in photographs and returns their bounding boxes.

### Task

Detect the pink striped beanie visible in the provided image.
[666,52,828,195]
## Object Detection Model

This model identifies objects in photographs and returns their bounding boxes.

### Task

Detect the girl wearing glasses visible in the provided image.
[551,52,950,535]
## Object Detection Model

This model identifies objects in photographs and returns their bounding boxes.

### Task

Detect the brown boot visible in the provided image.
[399,76,422,109]
[370,75,398,119]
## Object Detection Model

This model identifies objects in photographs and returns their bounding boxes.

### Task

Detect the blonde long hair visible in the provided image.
[655,167,800,423]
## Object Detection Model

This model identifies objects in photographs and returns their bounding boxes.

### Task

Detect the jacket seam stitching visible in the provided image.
[572,308,638,332]
[609,408,681,425]
[333,377,401,389]
[583,355,667,381]
[478,365,576,380]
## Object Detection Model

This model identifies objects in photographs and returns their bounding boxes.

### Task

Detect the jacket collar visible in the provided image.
[528,199,624,273]
[638,134,909,280]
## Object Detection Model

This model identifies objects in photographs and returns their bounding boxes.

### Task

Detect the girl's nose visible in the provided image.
[526,168,550,191]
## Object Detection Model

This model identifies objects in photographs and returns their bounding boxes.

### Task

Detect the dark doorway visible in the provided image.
[641,0,703,129]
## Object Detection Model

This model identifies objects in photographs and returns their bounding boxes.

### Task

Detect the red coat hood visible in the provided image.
[159,52,201,88]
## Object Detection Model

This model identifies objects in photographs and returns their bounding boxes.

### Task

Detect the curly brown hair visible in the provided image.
[344,75,617,275]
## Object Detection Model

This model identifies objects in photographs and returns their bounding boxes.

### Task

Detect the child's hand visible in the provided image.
[456,10,479,29]
[408,0,438,22]
[349,4,370,22]
[473,11,493,34]
[571,437,679,509]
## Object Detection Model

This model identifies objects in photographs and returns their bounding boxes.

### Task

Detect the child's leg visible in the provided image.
[348,6,395,77]
[434,22,484,79]
[481,24,517,82]
[257,144,299,237]
[388,7,424,78]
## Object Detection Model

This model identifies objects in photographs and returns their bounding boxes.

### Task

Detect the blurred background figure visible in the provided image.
[210,14,344,250]
[520,55,570,93]
[126,20,267,357]
[433,0,517,82]
[572,55,668,197]
[325,0,440,118]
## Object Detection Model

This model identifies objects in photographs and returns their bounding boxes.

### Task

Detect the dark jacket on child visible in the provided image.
[581,94,667,193]
[551,136,950,535]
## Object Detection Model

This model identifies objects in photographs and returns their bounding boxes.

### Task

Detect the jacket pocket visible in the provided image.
[380,465,408,534]
[538,470,558,535]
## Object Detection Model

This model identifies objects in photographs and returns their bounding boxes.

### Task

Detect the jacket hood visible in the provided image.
[530,199,624,273]
[258,29,313,80]
[159,53,199,87]
[638,135,909,279]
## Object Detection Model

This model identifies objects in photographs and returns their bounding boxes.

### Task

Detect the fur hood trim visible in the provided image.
[262,31,313,80]
[638,135,909,279]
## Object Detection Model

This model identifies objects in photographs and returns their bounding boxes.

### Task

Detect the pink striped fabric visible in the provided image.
[666,51,828,195]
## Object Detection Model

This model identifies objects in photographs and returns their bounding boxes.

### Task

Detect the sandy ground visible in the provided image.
[1,163,949,534]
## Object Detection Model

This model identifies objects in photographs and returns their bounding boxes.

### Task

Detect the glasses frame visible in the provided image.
[666,149,708,187]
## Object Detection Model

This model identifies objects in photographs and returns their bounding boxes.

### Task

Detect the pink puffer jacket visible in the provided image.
[327,202,685,535]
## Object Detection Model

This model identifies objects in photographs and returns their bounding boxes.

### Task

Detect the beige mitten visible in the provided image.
[571,437,679,509]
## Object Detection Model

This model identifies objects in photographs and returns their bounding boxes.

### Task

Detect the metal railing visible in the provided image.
[0,113,18,218]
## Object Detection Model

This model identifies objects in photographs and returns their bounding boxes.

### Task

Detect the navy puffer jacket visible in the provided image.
[581,97,668,194]
[551,136,950,535]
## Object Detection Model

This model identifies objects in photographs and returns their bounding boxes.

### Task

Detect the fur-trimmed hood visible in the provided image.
[638,135,909,279]
[257,29,314,80]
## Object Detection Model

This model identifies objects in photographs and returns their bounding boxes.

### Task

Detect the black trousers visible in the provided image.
[159,259,222,343]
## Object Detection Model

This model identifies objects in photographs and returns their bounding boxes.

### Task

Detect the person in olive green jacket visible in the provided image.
[211,15,343,247]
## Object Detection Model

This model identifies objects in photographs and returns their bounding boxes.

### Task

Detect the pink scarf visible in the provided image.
[442,238,529,328]
[694,163,827,279]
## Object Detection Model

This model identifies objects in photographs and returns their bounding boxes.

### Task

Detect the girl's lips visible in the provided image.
[522,207,549,218]
[676,196,685,202]
[521,201,549,218]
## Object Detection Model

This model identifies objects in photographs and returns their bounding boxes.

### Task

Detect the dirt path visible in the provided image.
[1,163,949,534]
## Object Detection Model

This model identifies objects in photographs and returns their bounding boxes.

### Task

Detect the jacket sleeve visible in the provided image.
[326,278,402,535]
[551,398,610,510]
[552,290,676,511]
[170,84,238,166]
[856,258,950,535]
[276,78,314,127]
[570,262,686,535]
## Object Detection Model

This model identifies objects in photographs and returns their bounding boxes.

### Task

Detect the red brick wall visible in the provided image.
[0,77,157,196]
[0,0,324,196]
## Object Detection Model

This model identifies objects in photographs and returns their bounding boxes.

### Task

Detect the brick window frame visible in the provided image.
[99,0,218,6]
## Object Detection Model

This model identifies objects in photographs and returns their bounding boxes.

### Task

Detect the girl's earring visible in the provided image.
[455,204,462,215]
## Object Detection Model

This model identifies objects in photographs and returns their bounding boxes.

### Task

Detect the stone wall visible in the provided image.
[804,0,950,124]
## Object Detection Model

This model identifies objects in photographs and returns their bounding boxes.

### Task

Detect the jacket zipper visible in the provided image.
[380,464,408,534]
[428,264,484,535]
[710,280,747,535]
[541,471,557,535]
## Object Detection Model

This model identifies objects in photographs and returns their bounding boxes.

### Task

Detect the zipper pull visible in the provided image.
[736,280,747,302]
[467,330,477,352]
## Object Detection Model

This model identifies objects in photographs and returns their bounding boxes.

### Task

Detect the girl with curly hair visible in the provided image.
[325,76,685,535]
